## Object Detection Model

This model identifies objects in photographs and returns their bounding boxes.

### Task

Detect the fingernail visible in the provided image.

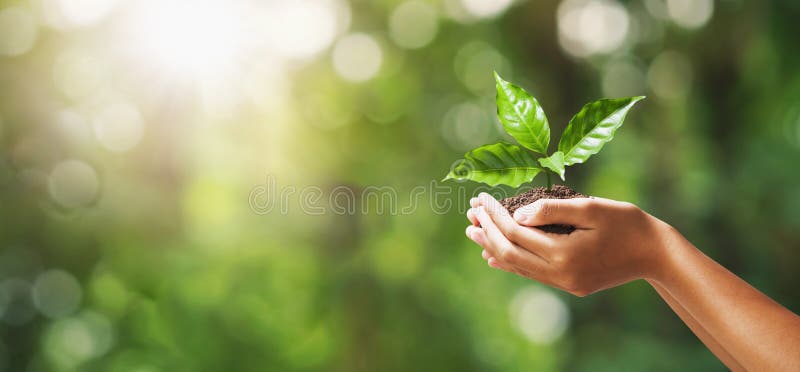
[473,230,483,244]
[514,205,532,222]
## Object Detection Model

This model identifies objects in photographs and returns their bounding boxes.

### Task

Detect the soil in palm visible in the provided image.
[499,185,587,234]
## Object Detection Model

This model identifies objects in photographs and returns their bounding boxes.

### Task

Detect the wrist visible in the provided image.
[644,216,695,285]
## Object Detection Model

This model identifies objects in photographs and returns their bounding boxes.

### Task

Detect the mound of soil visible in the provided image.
[499,185,587,234]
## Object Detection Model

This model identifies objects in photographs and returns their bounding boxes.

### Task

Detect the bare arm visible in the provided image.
[465,193,800,371]
[652,232,800,371]
[649,280,745,371]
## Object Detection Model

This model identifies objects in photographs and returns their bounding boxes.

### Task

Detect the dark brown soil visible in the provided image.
[499,185,587,234]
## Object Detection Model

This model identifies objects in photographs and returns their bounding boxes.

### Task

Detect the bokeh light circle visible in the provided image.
[259,0,348,61]
[54,109,93,146]
[510,286,570,344]
[647,50,692,100]
[92,102,144,152]
[454,41,510,94]
[460,0,514,19]
[441,101,492,151]
[0,278,36,326]
[332,33,383,83]
[48,159,99,209]
[389,1,439,49]
[52,49,109,102]
[32,269,83,319]
[602,59,646,97]
[0,7,38,57]
[666,0,713,29]
[557,0,629,58]
[44,311,114,369]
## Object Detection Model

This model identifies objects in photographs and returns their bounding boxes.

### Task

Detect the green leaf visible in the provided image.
[443,142,543,187]
[538,151,566,181]
[558,96,645,166]
[494,72,550,154]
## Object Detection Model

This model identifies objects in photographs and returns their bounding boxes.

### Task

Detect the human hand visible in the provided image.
[467,193,800,371]
[465,193,676,296]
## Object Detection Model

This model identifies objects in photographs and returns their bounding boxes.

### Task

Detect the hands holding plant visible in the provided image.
[446,72,800,370]
[464,193,800,371]
[465,193,674,296]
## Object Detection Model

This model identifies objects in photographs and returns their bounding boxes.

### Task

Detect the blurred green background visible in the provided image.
[1,0,799,370]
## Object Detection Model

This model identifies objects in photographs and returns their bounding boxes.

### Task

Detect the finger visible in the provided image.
[487,256,501,268]
[470,197,479,208]
[485,253,561,287]
[466,208,479,226]
[466,225,482,243]
[488,257,528,276]
[513,198,595,227]
[477,193,554,260]
[476,192,510,217]
[485,252,524,275]
[474,207,551,274]
[481,249,490,260]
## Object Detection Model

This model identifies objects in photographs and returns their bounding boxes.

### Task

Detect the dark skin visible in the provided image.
[466,193,800,371]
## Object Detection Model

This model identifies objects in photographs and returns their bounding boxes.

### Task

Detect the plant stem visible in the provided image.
[546,171,552,191]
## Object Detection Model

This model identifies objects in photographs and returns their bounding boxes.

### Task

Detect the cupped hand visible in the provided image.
[465,193,675,296]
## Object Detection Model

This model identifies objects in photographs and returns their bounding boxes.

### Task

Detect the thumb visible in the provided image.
[513,198,593,227]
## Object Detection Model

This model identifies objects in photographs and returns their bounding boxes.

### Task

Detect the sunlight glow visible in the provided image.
[119,0,348,82]
[38,0,118,29]
[123,0,247,79]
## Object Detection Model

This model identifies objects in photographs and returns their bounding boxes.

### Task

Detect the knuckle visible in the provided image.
[506,225,520,241]
[581,198,602,214]
[500,247,519,264]
[618,201,641,214]
[559,273,583,293]
[539,200,557,217]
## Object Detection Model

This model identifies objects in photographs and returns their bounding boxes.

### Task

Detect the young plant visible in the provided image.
[444,72,644,189]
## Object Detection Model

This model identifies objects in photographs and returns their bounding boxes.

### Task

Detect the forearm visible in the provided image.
[648,280,744,371]
[652,231,800,371]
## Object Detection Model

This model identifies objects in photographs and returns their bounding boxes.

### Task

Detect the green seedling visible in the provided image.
[444,72,644,189]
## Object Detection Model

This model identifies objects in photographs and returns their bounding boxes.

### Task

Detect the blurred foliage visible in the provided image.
[1,0,799,371]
